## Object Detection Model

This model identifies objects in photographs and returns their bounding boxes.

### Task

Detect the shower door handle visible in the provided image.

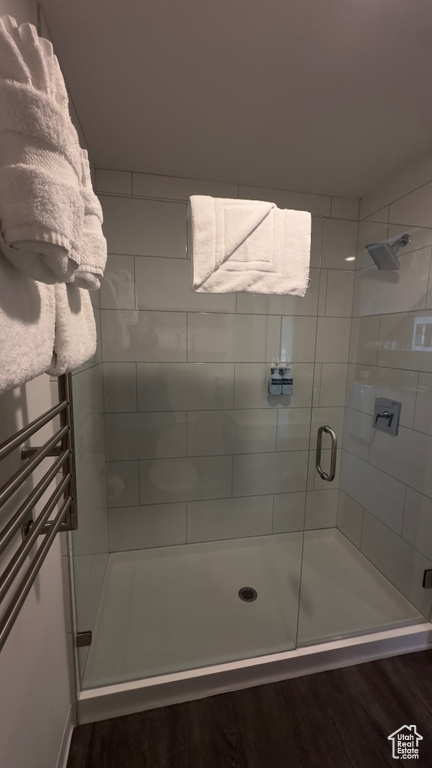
[316,425,337,482]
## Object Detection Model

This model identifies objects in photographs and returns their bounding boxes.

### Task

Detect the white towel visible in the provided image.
[69,150,107,291]
[47,283,97,376]
[0,15,84,283]
[0,246,55,394]
[190,195,311,295]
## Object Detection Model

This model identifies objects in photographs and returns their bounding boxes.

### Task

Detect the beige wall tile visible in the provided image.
[100,196,187,257]
[133,173,237,200]
[315,318,351,363]
[101,309,187,362]
[337,490,363,548]
[187,496,273,543]
[305,489,339,529]
[105,412,186,461]
[273,492,306,532]
[389,181,432,227]
[349,316,380,365]
[101,254,135,310]
[403,488,432,561]
[281,316,317,363]
[188,313,281,363]
[340,451,405,533]
[369,425,432,500]
[321,219,358,269]
[330,197,359,220]
[378,310,432,372]
[239,185,331,216]
[109,503,187,550]
[276,408,312,451]
[96,169,132,196]
[233,451,308,496]
[343,408,371,461]
[139,456,232,504]
[137,362,234,411]
[325,270,355,317]
[106,461,139,508]
[314,363,348,407]
[103,363,137,413]
[187,409,277,456]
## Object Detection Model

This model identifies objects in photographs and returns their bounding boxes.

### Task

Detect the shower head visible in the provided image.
[365,234,410,270]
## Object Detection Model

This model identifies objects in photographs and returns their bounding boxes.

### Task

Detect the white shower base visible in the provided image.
[81,528,424,692]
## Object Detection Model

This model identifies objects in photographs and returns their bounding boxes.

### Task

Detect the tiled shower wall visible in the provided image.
[338,151,432,617]
[95,169,358,552]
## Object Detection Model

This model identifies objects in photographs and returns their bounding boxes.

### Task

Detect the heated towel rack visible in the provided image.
[0,373,77,652]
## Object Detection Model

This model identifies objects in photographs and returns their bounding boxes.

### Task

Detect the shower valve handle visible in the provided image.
[374,410,394,427]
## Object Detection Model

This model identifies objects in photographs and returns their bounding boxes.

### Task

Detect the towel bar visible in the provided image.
[0,497,71,652]
[0,373,77,653]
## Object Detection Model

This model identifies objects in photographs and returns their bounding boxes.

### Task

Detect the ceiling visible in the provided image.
[39,0,432,198]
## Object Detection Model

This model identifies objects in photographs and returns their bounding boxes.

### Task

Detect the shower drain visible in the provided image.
[238,587,258,602]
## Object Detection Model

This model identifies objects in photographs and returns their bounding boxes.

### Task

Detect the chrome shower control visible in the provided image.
[373,397,401,436]
[375,410,394,427]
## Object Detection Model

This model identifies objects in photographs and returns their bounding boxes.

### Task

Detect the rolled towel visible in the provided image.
[0,242,55,394]
[47,283,97,376]
[0,15,84,283]
[69,150,107,291]
[190,195,311,295]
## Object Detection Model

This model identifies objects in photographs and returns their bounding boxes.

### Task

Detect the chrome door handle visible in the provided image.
[316,425,337,482]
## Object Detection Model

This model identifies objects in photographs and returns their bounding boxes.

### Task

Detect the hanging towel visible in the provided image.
[47,283,97,376]
[69,150,107,291]
[190,195,311,295]
[0,245,55,394]
[0,15,84,283]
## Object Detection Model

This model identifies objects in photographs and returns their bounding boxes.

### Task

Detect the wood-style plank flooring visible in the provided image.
[67,649,432,767]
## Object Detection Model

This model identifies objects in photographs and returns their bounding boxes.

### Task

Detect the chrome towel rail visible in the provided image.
[0,450,70,556]
[0,497,71,653]
[0,373,77,653]
[0,400,67,461]
[0,474,71,604]
[316,425,337,482]
[0,425,69,509]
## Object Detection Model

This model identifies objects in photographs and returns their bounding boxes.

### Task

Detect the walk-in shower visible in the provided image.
[70,171,432,722]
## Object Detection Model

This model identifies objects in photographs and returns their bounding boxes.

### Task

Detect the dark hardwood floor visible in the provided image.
[67,649,432,767]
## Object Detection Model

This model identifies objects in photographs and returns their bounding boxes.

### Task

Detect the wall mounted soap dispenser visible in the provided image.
[268,364,293,396]
[268,367,282,395]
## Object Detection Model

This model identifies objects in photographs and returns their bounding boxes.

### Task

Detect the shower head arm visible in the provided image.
[392,233,410,254]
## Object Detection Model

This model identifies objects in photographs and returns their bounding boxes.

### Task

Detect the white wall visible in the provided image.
[0,2,74,767]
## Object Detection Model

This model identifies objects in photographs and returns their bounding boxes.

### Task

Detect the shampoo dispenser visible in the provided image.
[268,363,293,396]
